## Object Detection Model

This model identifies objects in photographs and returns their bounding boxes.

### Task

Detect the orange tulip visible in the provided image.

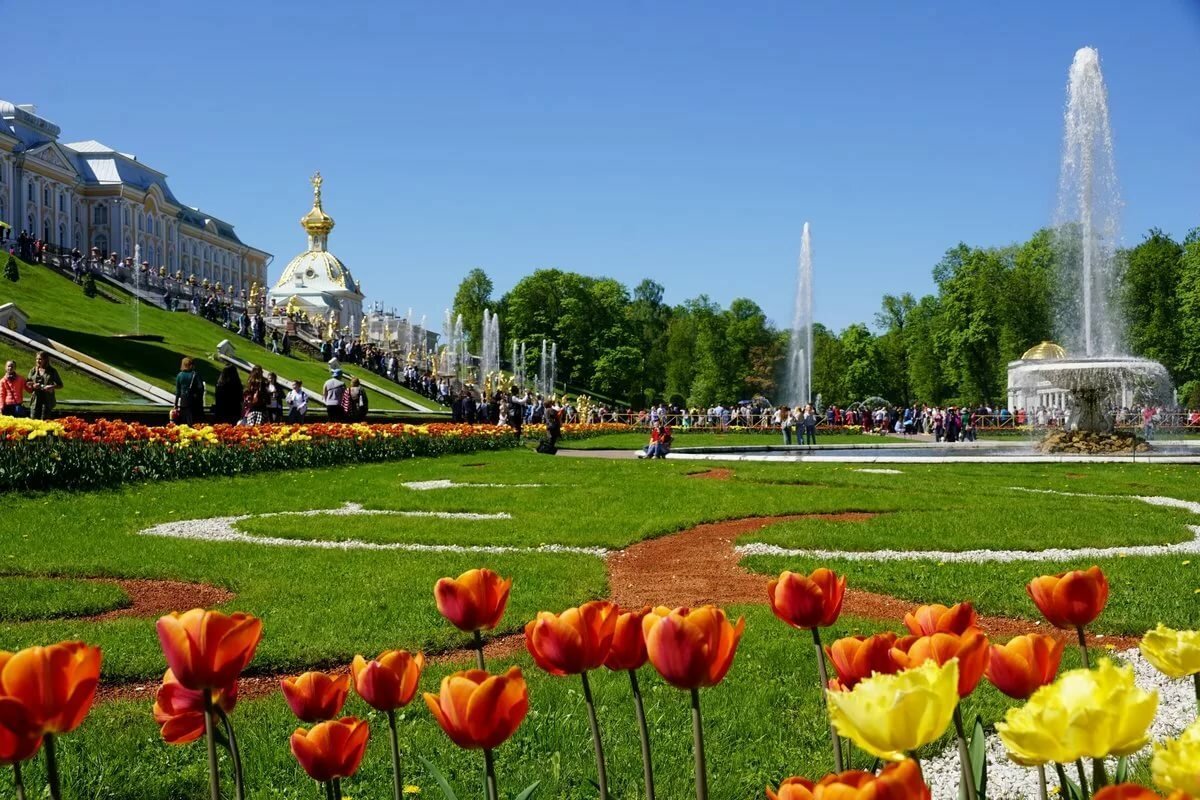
[434,569,511,632]
[290,716,370,783]
[153,669,238,745]
[1026,567,1109,629]
[351,651,424,712]
[767,760,929,799]
[281,671,351,723]
[904,602,978,637]
[0,643,102,735]
[767,569,846,630]
[985,634,1065,700]
[525,601,618,676]
[604,607,651,671]
[642,606,744,690]
[424,667,529,750]
[892,630,990,697]
[1093,787,1183,800]
[156,609,262,691]
[825,632,903,691]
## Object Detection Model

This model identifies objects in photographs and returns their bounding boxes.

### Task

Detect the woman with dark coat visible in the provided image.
[212,365,243,424]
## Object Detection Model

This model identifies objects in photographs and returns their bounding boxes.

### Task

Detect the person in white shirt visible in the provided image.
[286,380,308,422]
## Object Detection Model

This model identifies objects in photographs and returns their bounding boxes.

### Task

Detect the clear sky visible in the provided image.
[13,1,1200,333]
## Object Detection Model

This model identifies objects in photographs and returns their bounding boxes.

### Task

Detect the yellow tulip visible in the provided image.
[996,658,1158,766]
[1140,624,1200,679]
[826,658,958,761]
[1152,718,1200,796]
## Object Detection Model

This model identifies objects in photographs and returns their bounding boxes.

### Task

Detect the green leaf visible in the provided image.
[1054,763,1085,800]
[512,781,541,800]
[1115,756,1129,784]
[417,755,460,800]
[970,715,988,800]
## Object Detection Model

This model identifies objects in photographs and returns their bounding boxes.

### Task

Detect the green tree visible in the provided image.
[839,323,883,403]
[933,244,1007,404]
[663,309,698,406]
[82,272,97,298]
[810,323,847,406]
[4,254,18,282]
[905,294,950,405]
[1177,227,1200,398]
[1122,229,1184,378]
[451,268,494,354]
[874,293,916,407]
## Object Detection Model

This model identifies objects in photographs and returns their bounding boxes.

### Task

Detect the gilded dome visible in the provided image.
[279,250,352,291]
[300,171,335,236]
[1021,341,1067,360]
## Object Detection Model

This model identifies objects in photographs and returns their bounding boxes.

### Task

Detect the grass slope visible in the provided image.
[0,336,142,404]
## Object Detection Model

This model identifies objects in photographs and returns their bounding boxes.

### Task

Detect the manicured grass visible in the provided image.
[0,576,128,622]
[0,337,141,404]
[0,451,1195,796]
[2,259,439,412]
[558,430,908,450]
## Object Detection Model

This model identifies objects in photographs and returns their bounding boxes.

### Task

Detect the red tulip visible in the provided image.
[1094,787,1181,800]
[153,669,238,745]
[424,667,529,750]
[985,634,1065,700]
[1027,567,1109,629]
[525,601,618,676]
[767,760,929,799]
[642,606,744,690]
[156,609,262,691]
[290,717,370,782]
[767,569,846,630]
[0,721,40,766]
[766,776,815,800]
[281,671,351,723]
[434,569,512,632]
[904,602,978,636]
[892,630,990,697]
[604,607,651,671]
[351,651,424,712]
[0,643,102,735]
[825,632,902,691]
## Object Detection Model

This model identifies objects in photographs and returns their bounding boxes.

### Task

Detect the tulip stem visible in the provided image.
[13,762,26,800]
[1074,758,1090,798]
[1075,625,1091,669]
[216,704,246,800]
[44,734,62,800]
[1091,755,1106,792]
[953,705,978,800]
[483,747,499,800]
[628,669,656,800]
[324,780,336,800]
[690,688,709,800]
[1037,764,1049,800]
[387,709,404,800]
[810,627,844,773]
[1194,673,1199,713]
[202,691,221,800]
[333,777,343,800]
[580,671,609,799]
[470,628,484,671]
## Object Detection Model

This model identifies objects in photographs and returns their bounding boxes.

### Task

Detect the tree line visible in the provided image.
[451,225,1200,409]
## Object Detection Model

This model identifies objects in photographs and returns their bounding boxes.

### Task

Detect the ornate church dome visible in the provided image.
[1021,341,1067,360]
[272,172,362,296]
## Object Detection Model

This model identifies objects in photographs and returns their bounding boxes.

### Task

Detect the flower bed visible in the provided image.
[0,418,520,492]
[526,422,633,440]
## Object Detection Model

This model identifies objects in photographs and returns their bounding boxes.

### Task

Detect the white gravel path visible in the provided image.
[853,468,904,475]
[401,479,545,490]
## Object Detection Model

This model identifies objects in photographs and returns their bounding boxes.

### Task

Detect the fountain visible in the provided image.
[1006,47,1173,442]
[537,340,557,396]
[511,341,527,390]
[783,223,813,407]
[479,310,501,387]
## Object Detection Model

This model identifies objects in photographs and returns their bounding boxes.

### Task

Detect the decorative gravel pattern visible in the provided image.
[853,468,904,474]
[401,479,545,490]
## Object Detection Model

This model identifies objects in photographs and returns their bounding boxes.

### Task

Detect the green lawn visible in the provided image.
[0,452,1195,797]
[559,430,909,450]
[2,259,442,413]
[0,337,142,405]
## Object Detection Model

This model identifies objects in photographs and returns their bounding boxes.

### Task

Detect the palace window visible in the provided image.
[58,193,65,212]
[93,205,108,225]
[27,183,33,202]
[43,186,50,206]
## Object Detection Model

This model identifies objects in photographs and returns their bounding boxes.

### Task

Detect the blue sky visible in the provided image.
[14,1,1200,332]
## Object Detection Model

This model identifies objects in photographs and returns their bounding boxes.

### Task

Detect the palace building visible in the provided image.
[0,101,269,293]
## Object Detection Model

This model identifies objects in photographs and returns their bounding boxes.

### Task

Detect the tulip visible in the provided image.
[352,651,425,800]
[1151,718,1200,797]
[768,569,848,771]
[1140,624,1200,707]
[153,670,237,745]
[0,719,41,800]
[155,609,262,691]
[643,606,745,800]
[892,630,990,698]
[156,610,260,800]
[281,671,350,723]
[434,569,512,669]
[424,667,529,800]
[827,659,959,762]
[291,716,370,797]
[1026,567,1108,667]
[986,634,1065,700]
[997,659,1158,767]
[0,643,102,800]
[1093,787,1175,800]
[904,602,978,637]
[826,632,903,691]
[604,607,656,800]
[766,760,931,800]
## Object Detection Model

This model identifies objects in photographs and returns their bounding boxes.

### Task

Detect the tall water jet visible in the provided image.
[1054,46,1122,357]
[479,310,500,386]
[783,222,814,407]
[538,340,548,395]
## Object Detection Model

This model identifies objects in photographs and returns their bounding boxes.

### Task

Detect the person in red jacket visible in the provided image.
[1,360,28,416]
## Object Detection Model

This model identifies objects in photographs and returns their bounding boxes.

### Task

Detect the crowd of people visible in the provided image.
[316,338,443,404]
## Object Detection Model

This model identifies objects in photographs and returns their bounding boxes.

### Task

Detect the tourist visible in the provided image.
[213,365,243,424]
[775,406,792,445]
[286,380,308,422]
[264,371,284,423]
[0,361,28,417]
[802,404,818,445]
[241,366,267,425]
[27,352,63,420]
[323,369,346,421]
[507,389,525,440]
[172,357,204,425]
[1142,405,1156,440]
[545,400,563,450]
[347,377,369,421]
